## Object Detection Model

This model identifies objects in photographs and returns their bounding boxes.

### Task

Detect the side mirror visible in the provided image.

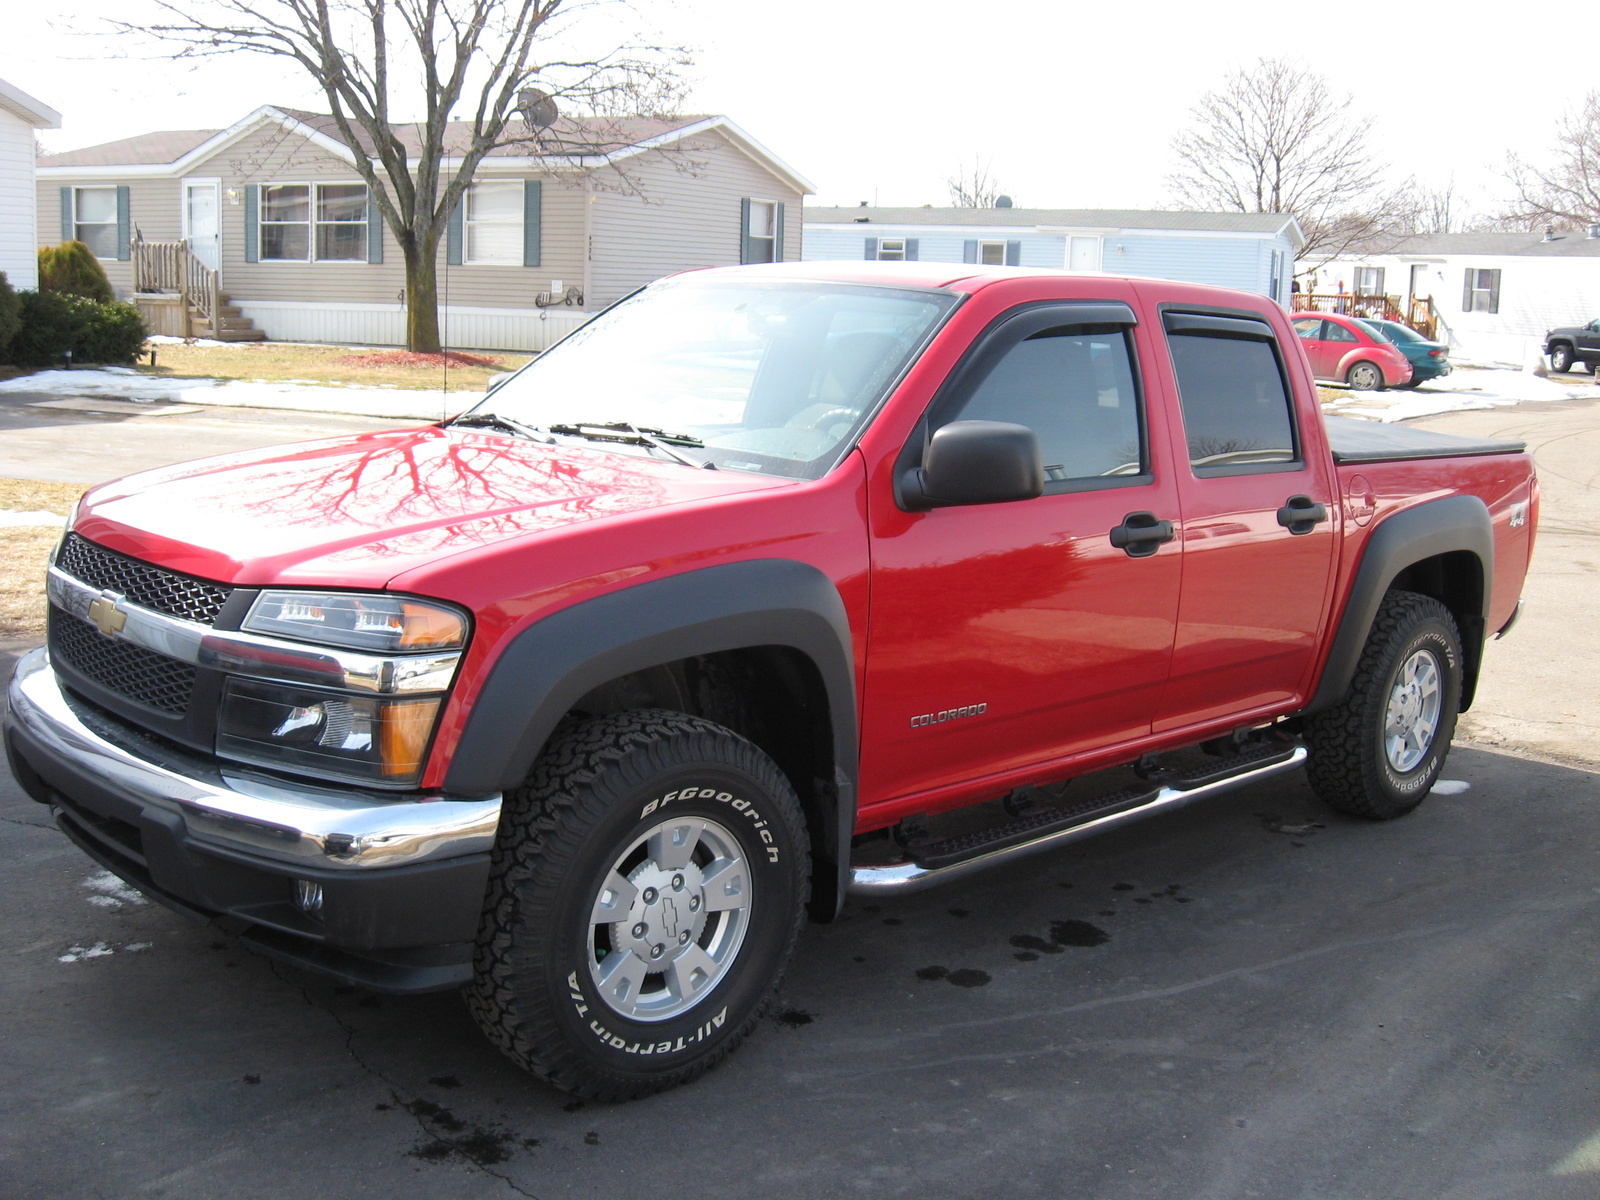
[485,373,513,393]
[901,420,1044,511]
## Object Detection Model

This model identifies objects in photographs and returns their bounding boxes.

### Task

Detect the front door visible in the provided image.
[183,179,221,271]
[861,300,1183,809]
[1291,316,1328,379]
[1150,308,1338,730]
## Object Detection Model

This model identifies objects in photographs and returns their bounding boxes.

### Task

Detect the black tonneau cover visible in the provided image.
[1323,415,1526,464]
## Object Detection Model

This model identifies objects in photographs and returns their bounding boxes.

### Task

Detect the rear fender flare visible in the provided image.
[1305,495,1493,714]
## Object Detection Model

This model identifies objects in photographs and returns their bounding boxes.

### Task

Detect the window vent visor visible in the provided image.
[1162,312,1275,341]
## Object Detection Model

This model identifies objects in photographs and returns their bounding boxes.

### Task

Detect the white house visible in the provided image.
[1317,230,1600,366]
[805,206,1304,305]
[0,78,61,290]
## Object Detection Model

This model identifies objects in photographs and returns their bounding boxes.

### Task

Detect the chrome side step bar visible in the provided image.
[847,744,1308,897]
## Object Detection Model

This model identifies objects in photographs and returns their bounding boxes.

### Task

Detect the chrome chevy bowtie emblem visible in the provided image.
[87,596,127,637]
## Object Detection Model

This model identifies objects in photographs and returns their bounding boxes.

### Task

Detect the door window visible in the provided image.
[1292,318,1323,341]
[1165,317,1297,472]
[943,325,1144,484]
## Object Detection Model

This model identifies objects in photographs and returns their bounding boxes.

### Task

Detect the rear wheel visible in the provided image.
[1398,378,1425,390]
[1305,590,1463,820]
[1346,361,1385,391]
[466,709,810,1100]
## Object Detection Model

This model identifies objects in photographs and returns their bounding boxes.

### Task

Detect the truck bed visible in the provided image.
[1323,415,1526,464]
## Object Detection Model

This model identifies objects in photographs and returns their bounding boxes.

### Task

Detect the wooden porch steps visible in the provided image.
[188,293,265,342]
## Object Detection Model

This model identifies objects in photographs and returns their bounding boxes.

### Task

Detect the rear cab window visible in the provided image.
[1162,311,1300,475]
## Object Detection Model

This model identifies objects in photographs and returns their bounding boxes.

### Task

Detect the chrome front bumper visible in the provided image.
[6,647,501,871]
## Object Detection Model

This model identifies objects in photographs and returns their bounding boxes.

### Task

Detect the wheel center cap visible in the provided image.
[612,859,708,965]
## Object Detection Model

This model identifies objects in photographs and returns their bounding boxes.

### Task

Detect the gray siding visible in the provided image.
[587,127,803,306]
[35,175,179,296]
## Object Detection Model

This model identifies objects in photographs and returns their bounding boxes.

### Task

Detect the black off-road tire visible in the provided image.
[1305,590,1463,820]
[465,709,810,1100]
[1548,343,1575,373]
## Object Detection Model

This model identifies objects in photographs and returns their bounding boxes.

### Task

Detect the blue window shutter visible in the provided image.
[863,236,878,260]
[60,188,73,242]
[523,180,542,267]
[904,238,919,261]
[1004,239,1021,266]
[366,190,383,264]
[774,201,786,261]
[447,195,464,265]
[243,185,259,262]
[116,186,131,260]
[739,197,752,264]
[963,239,978,264]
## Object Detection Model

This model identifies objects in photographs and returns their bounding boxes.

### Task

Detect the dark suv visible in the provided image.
[1543,319,1600,373]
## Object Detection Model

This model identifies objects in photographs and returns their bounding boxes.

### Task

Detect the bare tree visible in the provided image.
[945,156,1008,208]
[1405,181,1461,234]
[1167,57,1411,265]
[109,0,687,351]
[1507,91,1600,230]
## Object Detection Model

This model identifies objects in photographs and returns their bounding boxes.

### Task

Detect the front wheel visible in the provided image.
[1346,361,1386,391]
[1305,590,1463,819]
[1549,343,1575,373]
[466,709,810,1100]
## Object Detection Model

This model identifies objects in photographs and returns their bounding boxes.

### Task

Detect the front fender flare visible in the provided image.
[442,558,859,912]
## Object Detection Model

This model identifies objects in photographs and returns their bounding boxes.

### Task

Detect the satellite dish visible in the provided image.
[518,88,559,129]
[995,195,1014,208]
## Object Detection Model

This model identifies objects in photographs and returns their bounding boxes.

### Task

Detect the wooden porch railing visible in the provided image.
[132,238,218,332]
[1292,292,1440,341]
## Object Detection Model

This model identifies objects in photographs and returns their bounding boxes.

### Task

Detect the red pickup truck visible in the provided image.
[5,263,1537,1100]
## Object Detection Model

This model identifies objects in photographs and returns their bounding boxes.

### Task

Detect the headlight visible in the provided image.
[243,590,467,652]
[217,678,442,786]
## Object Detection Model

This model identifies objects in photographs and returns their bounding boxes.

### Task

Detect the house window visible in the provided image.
[978,240,1007,266]
[1465,268,1500,314]
[745,200,777,263]
[260,185,310,260]
[259,183,368,261]
[876,237,906,261]
[1354,267,1386,296]
[73,187,118,259]
[465,181,522,264]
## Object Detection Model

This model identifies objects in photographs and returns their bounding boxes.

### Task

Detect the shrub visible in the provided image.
[4,291,147,367]
[0,271,19,355]
[37,241,114,303]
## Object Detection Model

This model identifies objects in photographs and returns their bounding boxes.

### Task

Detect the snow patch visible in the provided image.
[58,942,116,963]
[1430,779,1471,796]
[146,335,230,347]
[83,870,148,907]
[0,368,470,421]
[1324,366,1593,423]
[0,509,66,527]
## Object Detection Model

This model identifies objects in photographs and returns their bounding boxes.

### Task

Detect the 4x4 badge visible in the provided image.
[87,596,127,637]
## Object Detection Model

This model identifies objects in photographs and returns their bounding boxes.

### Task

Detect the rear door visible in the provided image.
[860,297,1183,805]
[1145,304,1340,731]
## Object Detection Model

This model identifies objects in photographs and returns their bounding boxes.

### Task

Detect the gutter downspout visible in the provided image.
[582,171,593,310]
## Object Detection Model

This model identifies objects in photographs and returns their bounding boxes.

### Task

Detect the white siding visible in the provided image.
[1317,250,1600,365]
[0,108,39,288]
[235,300,590,351]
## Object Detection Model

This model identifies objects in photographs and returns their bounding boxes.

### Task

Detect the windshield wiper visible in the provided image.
[545,421,715,469]
[447,411,554,442]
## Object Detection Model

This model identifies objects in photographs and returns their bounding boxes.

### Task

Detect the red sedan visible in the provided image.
[1291,312,1414,391]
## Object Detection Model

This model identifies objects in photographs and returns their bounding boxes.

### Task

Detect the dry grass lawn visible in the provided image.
[137,342,533,391]
[1,479,87,640]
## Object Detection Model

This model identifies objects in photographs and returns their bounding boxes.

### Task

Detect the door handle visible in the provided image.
[1276,495,1329,535]
[1109,511,1176,558]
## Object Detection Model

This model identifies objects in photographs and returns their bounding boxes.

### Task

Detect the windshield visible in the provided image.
[474,278,958,478]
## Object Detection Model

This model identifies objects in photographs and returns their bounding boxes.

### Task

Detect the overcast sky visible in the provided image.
[5,0,1568,220]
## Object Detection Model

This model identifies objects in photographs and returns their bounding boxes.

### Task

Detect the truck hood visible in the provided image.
[73,426,787,589]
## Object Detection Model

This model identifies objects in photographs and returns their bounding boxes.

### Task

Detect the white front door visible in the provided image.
[183,179,221,271]
[1068,236,1101,272]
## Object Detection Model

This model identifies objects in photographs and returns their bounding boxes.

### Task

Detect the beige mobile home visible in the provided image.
[37,106,810,351]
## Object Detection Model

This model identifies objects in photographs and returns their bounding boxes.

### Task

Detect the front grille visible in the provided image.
[52,612,196,715]
[57,533,233,625]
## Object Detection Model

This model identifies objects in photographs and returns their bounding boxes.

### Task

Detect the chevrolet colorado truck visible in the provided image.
[5,263,1538,1100]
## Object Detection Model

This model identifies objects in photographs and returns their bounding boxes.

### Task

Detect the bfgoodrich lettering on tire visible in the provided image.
[466,709,810,1100]
[1305,589,1463,820]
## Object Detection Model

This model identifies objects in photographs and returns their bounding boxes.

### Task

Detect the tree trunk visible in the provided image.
[403,242,442,353]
